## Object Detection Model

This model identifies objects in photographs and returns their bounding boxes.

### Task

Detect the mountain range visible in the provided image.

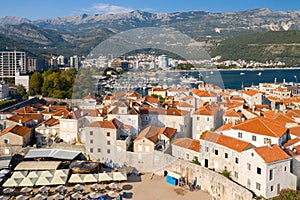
[0,8,299,62]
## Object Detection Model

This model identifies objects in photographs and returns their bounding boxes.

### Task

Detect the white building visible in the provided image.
[240,145,297,199]
[0,82,9,99]
[221,117,289,147]
[158,55,168,70]
[0,51,27,78]
[57,55,65,66]
[70,55,81,69]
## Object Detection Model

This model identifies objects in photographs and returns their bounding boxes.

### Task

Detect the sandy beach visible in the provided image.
[126,173,211,200]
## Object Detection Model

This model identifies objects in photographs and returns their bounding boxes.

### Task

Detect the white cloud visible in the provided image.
[83,3,134,14]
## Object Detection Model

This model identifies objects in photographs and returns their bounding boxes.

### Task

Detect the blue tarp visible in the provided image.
[166,175,178,186]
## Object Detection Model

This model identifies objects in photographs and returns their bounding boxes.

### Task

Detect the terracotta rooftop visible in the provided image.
[289,126,300,137]
[269,112,296,124]
[140,107,189,116]
[192,88,217,98]
[287,110,300,118]
[158,127,177,139]
[216,122,234,132]
[134,126,161,143]
[7,115,32,124]
[177,102,194,108]
[172,138,200,152]
[39,117,59,127]
[193,104,220,116]
[232,117,287,138]
[243,89,259,96]
[254,145,290,163]
[1,125,31,137]
[283,138,300,147]
[224,109,243,118]
[201,131,254,152]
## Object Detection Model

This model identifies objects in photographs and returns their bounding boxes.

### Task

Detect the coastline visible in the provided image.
[172,67,300,73]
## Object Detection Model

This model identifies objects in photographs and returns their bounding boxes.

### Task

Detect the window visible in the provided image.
[271,185,274,192]
[197,117,200,121]
[225,153,228,159]
[252,135,256,141]
[90,148,93,153]
[90,131,93,136]
[90,139,93,144]
[251,153,254,157]
[269,169,273,181]
[145,146,150,152]
[214,149,219,155]
[138,145,143,152]
[107,141,110,145]
[207,117,210,122]
[247,163,251,170]
[256,182,261,191]
[4,139,9,144]
[107,149,110,154]
[186,153,190,160]
[284,166,287,171]
[107,132,110,137]
[205,147,209,152]
[234,171,238,178]
[97,148,101,153]
[238,132,242,138]
[235,157,239,164]
[264,138,271,144]
[257,167,261,175]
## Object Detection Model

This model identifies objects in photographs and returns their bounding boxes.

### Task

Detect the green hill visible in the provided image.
[210,30,300,66]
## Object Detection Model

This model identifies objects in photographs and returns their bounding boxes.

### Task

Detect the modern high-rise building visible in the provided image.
[0,51,27,78]
[158,55,169,70]
[57,55,65,66]
[70,55,81,69]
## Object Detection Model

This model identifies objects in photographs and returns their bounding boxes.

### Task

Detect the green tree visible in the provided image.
[16,84,28,100]
[221,169,231,179]
[29,72,43,95]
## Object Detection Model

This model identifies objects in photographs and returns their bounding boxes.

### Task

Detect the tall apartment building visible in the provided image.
[158,55,169,70]
[0,51,27,78]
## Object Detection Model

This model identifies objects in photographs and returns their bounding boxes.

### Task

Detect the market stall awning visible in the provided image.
[68,174,84,183]
[82,174,98,183]
[35,176,52,186]
[15,161,61,171]
[19,177,37,187]
[49,176,67,185]
[3,178,22,187]
[98,172,112,182]
[112,172,127,181]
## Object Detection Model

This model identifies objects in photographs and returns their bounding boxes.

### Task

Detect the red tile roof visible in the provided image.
[1,125,31,137]
[158,127,177,139]
[243,89,259,96]
[172,138,200,152]
[7,115,32,124]
[40,117,60,127]
[193,104,220,116]
[283,138,300,147]
[134,126,161,143]
[289,126,300,137]
[201,131,254,152]
[254,145,290,163]
[232,117,287,138]
[224,109,243,118]
[192,88,217,97]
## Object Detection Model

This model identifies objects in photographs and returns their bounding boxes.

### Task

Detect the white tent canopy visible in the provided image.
[98,172,113,182]
[27,171,39,178]
[19,177,37,187]
[11,171,28,179]
[50,176,67,185]
[35,176,52,186]
[68,174,84,183]
[112,172,127,181]
[40,171,54,178]
[82,174,98,183]
[53,169,69,177]
[3,178,22,187]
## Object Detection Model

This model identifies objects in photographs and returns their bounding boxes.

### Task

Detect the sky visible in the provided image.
[0,0,299,20]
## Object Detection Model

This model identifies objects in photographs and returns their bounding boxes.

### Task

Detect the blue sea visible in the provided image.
[187,68,300,89]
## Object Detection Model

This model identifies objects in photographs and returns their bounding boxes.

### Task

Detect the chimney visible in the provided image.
[19,119,22,124]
